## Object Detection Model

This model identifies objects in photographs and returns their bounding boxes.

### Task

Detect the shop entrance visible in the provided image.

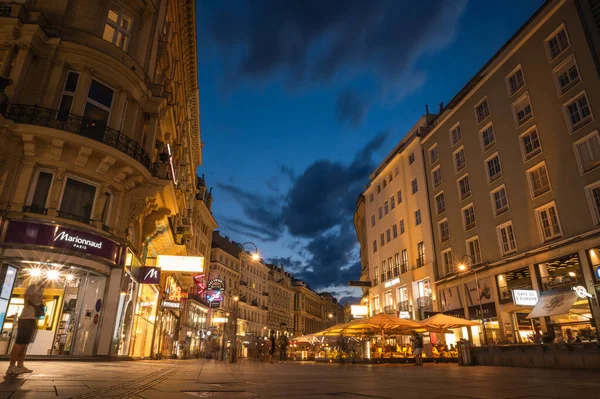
[0,262,107,356]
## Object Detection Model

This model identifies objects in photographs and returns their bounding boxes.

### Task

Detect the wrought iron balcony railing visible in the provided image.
[416,256,425,268]
[393,267,399,277]
[2,104,153,170]
[401,262,409,274]
[22,205,48,215]
[383,305,395,315]
[417,296,432,309]
[57,210,92,225]
[397,300,409,312]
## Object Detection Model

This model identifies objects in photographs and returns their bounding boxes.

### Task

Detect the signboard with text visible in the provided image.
[208,278,225,291]
[468,302,497,320]
[512,289,538,306]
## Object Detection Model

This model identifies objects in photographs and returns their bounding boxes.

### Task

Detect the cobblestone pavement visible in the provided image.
[0,359,597,399]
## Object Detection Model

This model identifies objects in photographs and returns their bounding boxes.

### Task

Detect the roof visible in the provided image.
[211,231,241,258]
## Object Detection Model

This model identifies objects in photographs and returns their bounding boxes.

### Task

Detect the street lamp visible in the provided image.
[457,256,488,346]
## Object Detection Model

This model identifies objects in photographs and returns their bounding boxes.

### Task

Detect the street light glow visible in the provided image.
[458,264,467,271]
[234,296,239,301]
[251,253,260,261]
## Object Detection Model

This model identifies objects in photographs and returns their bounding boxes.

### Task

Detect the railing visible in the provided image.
[393,267,399,277]
[240,280,248,286]
[416,256,425,268]
[251,300,258,307]
[22,205,48,215]
[373,277,379,285]
[417,296,433,309]
[261,305,268,311]
[401,262,409,274]
[397,301,409,312]
[239,296,247,303]
[387,270,392,280]
[380,273,385,282]
[57,210,92,225]
[2,104,152,170]
[262,291,269,296]
[383,305,395,315]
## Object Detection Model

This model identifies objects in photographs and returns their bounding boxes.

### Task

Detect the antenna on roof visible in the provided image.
[425,104,429,115]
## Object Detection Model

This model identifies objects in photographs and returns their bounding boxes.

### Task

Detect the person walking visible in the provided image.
[410,331,424,366]
[279,332,289,363]
[7,281,45,375]
[268,330,276,364]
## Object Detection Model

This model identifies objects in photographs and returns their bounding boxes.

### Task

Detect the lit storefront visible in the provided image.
[0,220,126,356]
[495,266,538,343]
[181,299,209,358]
[154,274,184,359]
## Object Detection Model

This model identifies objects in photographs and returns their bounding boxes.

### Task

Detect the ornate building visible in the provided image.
[267,264,294,336]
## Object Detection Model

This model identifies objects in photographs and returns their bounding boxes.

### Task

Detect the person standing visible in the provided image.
[268,330,276,364]
[279,332,289,363]
[7,281,45,375]
[410,331,423,366]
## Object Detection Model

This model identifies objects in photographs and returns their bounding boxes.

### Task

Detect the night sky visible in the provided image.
[195,0,544,303]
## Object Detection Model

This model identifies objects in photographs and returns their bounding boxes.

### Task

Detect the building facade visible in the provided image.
[320,292,345,327]
[267,264,295,336]
[361,117,438,321]
[0,0,213,358]
[422,0,600,345]
[292,279,326,335]
[353,194,371,309]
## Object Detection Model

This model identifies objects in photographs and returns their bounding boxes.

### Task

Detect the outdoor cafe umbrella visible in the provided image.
[315,323,350,336]
[418,314,480,341]
[342,313,421,342]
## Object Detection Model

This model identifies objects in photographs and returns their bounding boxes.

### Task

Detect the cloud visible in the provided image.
[336,89,369,127]
[267,256,306,275]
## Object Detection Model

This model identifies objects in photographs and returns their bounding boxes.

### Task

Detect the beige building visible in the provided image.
[0,0,215,359]
[238,254,269,339]
[361,117,438,321]
[422,0,600,345]
[292,279,326,335]
[267,264,295,336]
[353,194,371,308]
[320,292,345,327]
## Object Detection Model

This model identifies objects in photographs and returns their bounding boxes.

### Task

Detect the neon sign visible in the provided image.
[208,290,223,302]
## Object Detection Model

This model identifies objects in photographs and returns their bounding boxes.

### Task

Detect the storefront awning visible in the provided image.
[526,292,577,319]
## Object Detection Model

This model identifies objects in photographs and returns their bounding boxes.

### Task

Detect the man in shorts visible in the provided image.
[411,331,424,366]
[7,281,45,375]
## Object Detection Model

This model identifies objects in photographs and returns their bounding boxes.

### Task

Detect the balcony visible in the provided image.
[380,273,385,282]
[262,291,269,296]
[401,262,409,274]
[57,210,92,225]
[373,277,379,285]
[22,205,48,215]
[251,300,258,307]
[239,296,247,303]
[416,256,425,268]
[393,267,399,277]
[387,270,392,280]
[417,296,432,309]
[383,305,395,315]
[397,301,409,312]
[240,280,248,286]
[261,305,268,311]
[2,104,152,169]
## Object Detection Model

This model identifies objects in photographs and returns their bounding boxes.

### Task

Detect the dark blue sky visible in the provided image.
[196,0,544,302]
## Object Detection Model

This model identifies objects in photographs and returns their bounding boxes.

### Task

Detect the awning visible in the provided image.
[526,292,577,319]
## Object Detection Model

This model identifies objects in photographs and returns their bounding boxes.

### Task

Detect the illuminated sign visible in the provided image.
[351,305,368,317]
[596,266,600,280]
[208,278,225,291]
[54,230,102,249]
[512,289,539,306]
[384,277,400,288]
[573,285,593,299]
[168,286,184,302]
[156,255,204,273]
[399,311,411,319]
[208,290,223,302]
[213,317,228,323]
[163,301,180,309]
[141,266,161,284]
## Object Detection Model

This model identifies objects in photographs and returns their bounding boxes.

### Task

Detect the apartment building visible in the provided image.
[267,264,295,336]
[292,279,327,335]
[361,117,438,321]
[422,0,600,345]
[238,254,269,339]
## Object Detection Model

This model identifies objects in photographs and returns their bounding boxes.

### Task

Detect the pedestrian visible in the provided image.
[410,331,423,366]
[269,330,276,363]
[7,280,46,375]
[279,332,289,363]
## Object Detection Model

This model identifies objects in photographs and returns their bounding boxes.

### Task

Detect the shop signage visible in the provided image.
[141,266,161,284]
[468,302,497,320]
[210,301,220,309]
[384,277,400,288]
[208,290,223,302]
[168,286,184,302]
[573,285,593,299]
[213,317,228,323]
[399,311,411,319]
[596,266,600,280]
[156,255,204,273]
[351,305,368,317]
[208,278,225,291]
[512,289,539,306]
[4,221,122,263]
[163,300,180,309]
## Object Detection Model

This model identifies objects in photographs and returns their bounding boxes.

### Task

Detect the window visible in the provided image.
[527,162,551,197]
[408,152,415,165]
[103,6,133,50]
[458,174,471,201]
[377,184,381,193]
[83,79,114,135]
[513,93,534,126]
[415,209,422,226]
[453,147,466,173]
[466,237,482,264]
[28,171,54,213]
[450,123,462,146]
[390,195,396,209]
[535,202,562,241]
[574,131,600,174]
[506,65,525,96]
[411,178,418,194]
[380,233,385,246]
[369,193,374,203]
[519,126,542,161]
[388,173,393,183]
[384,201,389,215]
[373,268,379,286]
[475,98,490,124]
[564,92,593,132]
[480,123,495,151]
[379,206,383,219]
[394,166,400,176]
[373,240,377,253]
[463,204,476,231]
[432,166,442,188]
[554,55,580,95]
[392,224,398,238]
[441,249,453,276]
[397,190,403,204]
[383,179,387,188]
[371,214,376,227]
[485,153,502,183]
[585,182,600,225]
[101,191,112,226]
[399,219,405,234]
[417,242,425,267]
[439,219,450,242]
[59,177,97,223]
[545,25,570,61]
[386,229,391,243]
[401,249,408,272]
[497,222,517,255]
[435,192,446,215]
[58,71,79,121]
[429,144,439,164]
[490,185,509,216]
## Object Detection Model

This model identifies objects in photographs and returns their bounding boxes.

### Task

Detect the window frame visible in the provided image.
[26,168,56,209]
[490,184,509,217]
[505,64,526,97]
[462,203,476,231]
[441,248,453,276]
[584,180,600,225]
[474,96,491,124]
[526,161,552,199]
[399,219,405,234]
[512,92,534,128]
[573,130,600,175]
[408,152,415,165]
[449,122,462,147]
[544,23,570,63]
[534,201,563,242]
[85,78,115,125]
[496,221,518,256]
[57,174,100,221]
[415,209,422,226]
[392,223,398,238]
[465,236,482,264]
[453,145,467,174]
[552,54,581,97]
[57,70,80,118]
[485,152,503,184]
[411,178,418,194]
[371,214,376,227]
[438,218,450,243]
[397,190,403,204]
[429,143,439,165]
[432,165,442,189]
[103,5,134,51]
[562,90,594,134]
[435,191,446,216]
[457,173,471,202]
[479,122,496,153]
[519,125,543,162]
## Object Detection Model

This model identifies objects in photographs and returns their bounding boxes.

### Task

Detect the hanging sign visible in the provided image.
[573,285,593,299]
[207,290,223,302]
[141,266,161,284]
[208,278,225,291]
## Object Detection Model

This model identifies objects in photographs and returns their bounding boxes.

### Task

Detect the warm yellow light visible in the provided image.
[251,253,260,261]
[156,255,204,272]
[66,274,74,281]
[568,271,576,277]
[234,296,239,301]
[458,264,467,271]
[328,313,333,318]
[46,269,60,280]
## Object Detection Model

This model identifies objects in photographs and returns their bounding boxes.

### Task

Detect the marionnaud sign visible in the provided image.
[384,277,400,288]
[141,266,161,284]
[512,289,539,306]
[4,221,121,263]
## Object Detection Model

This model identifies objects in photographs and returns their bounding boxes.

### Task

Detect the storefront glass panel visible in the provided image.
[496,267,533,303]
[130,283,158,358]
[537,253,584,292]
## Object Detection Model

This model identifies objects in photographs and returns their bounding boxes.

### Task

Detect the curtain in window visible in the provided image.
[60,179,97,220]
[31,172,53,210]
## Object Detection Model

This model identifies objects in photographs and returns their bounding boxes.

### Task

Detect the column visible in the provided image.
[9,161,34,210]
[47,168,66,216]
[39,59,65,108]
[0,44,15,79]
[96,268,125,356]
[144,112,159,157]
[7,44,33,101]
[108,88,128,132]
[70,67,93,116]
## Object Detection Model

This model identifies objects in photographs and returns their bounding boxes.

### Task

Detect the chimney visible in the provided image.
[425,104,429,115]
[439,102,444,112]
